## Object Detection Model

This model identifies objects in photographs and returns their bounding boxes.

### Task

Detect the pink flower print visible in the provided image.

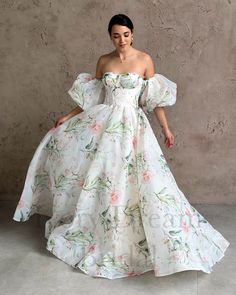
[181,219,189,233]
[172,252,180,261]
[89,122,102,133]
[96,269,101,276]
[17,199,24,209]
[142,170,151,183]
[117,255,124,261]
[85,75,93,81]
[65,240,72,249]
[132,135,137,148]
[123,116,129,123]
[57,140,64,150]
[127,271,139,277]
[138,126,144,133]
[81,226,89,232]
[64,169,70,176]
[48,177,52,187]
[154,265,160,275]
[101,172,107,179]
[50,126,57,133]
[86,244,96,254]
[109,191,119,204]
[186,207,193,218]
[128,175,136,184]
[79,179,85,187]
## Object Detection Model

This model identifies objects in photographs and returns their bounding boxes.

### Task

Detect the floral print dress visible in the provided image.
[13,71,230,279]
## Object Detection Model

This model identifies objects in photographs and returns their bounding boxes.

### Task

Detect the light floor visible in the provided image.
[0,200,235,295]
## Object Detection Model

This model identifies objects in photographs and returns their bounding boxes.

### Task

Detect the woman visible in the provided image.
[13,14,230,280]
[55,15,174,149]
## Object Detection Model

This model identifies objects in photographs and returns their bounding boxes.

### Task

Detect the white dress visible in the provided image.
[13,71,230,279]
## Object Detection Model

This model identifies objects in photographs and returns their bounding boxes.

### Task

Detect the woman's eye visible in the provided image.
[114,35,129,39]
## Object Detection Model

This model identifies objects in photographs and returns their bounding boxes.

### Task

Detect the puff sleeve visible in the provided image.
[68,73,105,111]
[139,73,177,114]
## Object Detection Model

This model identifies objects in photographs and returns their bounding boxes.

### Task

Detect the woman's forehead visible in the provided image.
[111,24,131,34]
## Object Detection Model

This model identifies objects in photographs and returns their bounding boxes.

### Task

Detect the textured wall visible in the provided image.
[0,0,235,204]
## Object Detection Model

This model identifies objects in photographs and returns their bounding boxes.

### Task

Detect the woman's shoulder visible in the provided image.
[137,50,153,62]
[97,51,114,62]
[96,53,112,70]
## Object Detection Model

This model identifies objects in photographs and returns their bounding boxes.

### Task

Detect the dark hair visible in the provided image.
[108,14,134,45]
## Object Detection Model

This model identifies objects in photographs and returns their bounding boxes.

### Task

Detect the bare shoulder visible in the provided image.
[135,50,155,78]
[140,51,155,78]
[95,53,112,78]
[144,52,154,64]
[135,50,152,62]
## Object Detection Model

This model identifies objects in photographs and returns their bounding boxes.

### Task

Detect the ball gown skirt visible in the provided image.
[13,71,230,279]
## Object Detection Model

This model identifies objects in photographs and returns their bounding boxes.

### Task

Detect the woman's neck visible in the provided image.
[114,48,136,62]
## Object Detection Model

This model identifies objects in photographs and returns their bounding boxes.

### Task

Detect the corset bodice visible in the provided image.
[102,72,146,108]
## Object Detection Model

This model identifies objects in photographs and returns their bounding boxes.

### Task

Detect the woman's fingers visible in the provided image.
[54,118,60,128]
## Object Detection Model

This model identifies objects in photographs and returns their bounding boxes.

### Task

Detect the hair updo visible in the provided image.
[108,14,134,46]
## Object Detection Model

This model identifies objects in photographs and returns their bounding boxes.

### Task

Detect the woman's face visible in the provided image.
[110,24,133,50]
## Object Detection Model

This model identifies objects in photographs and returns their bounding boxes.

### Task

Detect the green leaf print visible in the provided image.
[100,206,113,232]
[190,205,208,225]
[123,151,137,176]
[127,163,135,175]
[96,253,129,271]
[31,172,50,193]
[159,154,171,174]
[139,193,149,217]
[64,117,91,132]
[124,200,141,222]
[54,173,78,189]
[165,233,190,260]
[43,136,61,158]
[135,238,150,257]
[169,230,182,235]
[137,111,148,129]
[18,204,37,221]
[82,175,111,191]
[80,137,99,160]
[155,187,178,210]
[48,238,56,246]
[105,120,131,135]
[135,153,146,171]
[64,230,94,244]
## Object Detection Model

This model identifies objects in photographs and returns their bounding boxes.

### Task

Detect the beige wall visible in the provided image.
[0,1,235,204]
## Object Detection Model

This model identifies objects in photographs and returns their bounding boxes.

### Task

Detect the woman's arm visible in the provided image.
[153,106,169,131]
[153,106,175,149]
[54,106,83,128]
[64,106,83,120]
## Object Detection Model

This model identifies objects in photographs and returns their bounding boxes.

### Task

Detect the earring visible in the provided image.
[131,36,133,46]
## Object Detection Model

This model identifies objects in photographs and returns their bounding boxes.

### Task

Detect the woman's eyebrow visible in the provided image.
[112,31,130,35]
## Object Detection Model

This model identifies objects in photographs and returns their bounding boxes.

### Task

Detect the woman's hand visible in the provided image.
[54,115,70,128]
[161,126,174,148]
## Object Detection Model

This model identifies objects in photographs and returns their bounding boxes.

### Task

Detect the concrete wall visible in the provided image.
[0,0,235,204]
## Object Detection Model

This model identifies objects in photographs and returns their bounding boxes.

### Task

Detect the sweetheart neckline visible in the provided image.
[101,71,148,81]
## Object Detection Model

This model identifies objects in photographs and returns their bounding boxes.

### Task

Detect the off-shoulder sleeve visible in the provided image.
[139,73,177,114]
[68,73,105,111]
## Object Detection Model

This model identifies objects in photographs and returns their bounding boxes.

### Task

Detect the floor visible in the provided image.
[0,200,235,295]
